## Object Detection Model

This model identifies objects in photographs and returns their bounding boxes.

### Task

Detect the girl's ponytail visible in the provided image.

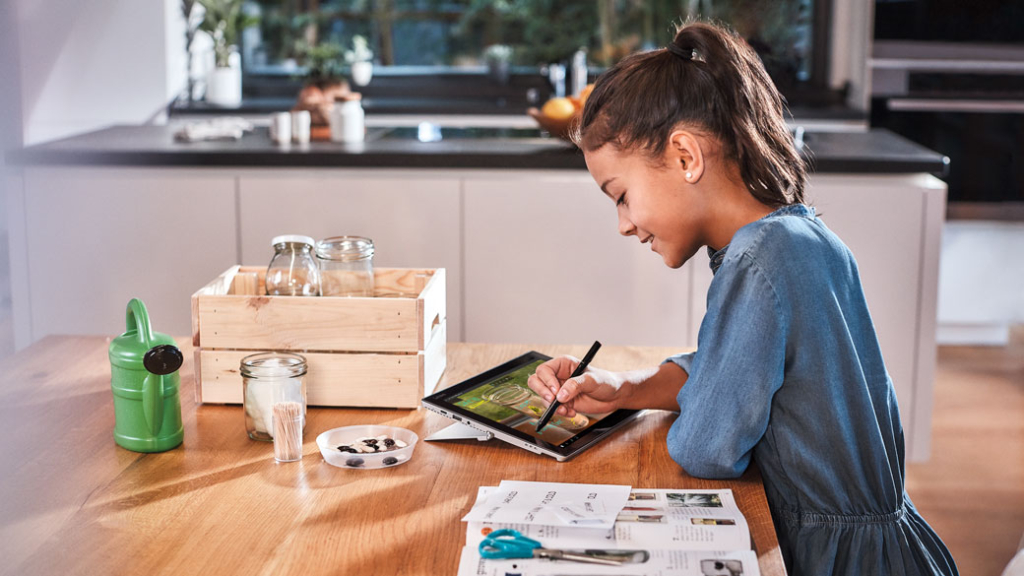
[576,21,807,207]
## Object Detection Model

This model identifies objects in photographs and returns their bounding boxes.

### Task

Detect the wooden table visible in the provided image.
[0,336,786,576]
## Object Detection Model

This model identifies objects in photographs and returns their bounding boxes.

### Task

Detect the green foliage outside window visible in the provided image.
[247,0,813,85]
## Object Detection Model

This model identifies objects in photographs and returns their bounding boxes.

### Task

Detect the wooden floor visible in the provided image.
[906,325,1024,576]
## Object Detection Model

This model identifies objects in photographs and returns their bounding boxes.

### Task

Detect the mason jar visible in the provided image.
[240,352,307,441]
[266,235,321,296]
[315,236,375,297]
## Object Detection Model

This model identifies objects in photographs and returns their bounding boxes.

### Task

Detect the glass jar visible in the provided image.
[315,236,375,297]
[240,352,307,441]
[266,235,321,296]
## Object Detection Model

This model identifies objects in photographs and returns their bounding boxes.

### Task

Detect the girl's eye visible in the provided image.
[616,193,627,206]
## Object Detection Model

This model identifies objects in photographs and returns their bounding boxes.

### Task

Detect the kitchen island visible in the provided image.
[0,337,786,576]
[4,123,947,461]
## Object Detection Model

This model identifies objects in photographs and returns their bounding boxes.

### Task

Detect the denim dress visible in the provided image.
[664,204,958,575]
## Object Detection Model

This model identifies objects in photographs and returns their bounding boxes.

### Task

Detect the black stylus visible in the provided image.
[535,340,602,432]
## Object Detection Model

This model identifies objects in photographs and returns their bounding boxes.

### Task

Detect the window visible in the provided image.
[242,0,834,106]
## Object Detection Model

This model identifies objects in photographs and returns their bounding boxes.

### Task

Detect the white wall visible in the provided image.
[15,0,184,145]
[1,0,24,359]
[937,221,1024,345]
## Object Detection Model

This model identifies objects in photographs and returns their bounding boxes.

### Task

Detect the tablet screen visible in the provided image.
[426,351,638,455]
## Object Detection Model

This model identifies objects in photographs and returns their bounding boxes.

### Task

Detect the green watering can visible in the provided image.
[108,298,184,452]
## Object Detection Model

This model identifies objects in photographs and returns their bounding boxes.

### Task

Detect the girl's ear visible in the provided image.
[668,130,705,184]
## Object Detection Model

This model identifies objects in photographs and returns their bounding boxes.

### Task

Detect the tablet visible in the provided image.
[421,351,643,461]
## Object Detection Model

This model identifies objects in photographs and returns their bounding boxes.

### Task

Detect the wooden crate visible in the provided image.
[191,266,446,408]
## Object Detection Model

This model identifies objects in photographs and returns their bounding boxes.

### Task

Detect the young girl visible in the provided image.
[527,21,958,576]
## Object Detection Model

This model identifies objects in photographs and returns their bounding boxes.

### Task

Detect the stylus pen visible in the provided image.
[535,340,602,432]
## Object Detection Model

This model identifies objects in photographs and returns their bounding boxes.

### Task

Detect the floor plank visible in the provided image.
[907,325,1024,576]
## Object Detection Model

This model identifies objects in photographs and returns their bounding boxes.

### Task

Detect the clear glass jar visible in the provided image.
[315,236,375,297]
[240,352,307,441]
[266,235,321,296]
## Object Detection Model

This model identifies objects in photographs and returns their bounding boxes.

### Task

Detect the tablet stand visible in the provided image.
[425,422,494,442]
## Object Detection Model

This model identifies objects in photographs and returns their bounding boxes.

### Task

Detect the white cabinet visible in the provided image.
[17,168,237,340]
[237,169,463,340]
[463,172,694,347]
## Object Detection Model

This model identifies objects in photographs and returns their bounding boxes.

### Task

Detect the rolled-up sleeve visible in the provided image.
[667,253,787,479]
[663,351,697,374]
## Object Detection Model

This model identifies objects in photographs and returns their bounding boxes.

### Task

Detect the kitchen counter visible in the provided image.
[0,336,786,576]
[6,124,949,174]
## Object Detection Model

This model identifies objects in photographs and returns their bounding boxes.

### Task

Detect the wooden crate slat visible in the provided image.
[197,348,427,408]
[196,294,421,352]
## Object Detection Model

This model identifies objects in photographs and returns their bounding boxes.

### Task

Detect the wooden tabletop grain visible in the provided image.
[0,336,786,576]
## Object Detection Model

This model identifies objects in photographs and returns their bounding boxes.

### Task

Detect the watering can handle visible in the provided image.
[126,298,154,348]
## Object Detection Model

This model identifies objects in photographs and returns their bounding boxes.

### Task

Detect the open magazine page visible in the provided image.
[465,488,751,552]
[461,480,632,529]
[456,546,762,576]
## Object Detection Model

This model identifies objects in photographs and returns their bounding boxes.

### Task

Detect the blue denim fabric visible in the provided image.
[664,204,958,575]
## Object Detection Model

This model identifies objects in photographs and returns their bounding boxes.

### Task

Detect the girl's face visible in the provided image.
[583,142,710,269]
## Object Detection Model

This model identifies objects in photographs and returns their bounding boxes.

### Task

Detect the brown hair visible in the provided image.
[574,21,807,207]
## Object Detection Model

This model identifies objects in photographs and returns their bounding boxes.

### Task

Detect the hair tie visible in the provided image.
[666,43,695,61]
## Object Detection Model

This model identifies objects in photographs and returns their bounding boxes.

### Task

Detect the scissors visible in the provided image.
[478,529,647,566]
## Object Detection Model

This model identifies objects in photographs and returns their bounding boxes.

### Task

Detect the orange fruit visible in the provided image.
[541,97,577,120]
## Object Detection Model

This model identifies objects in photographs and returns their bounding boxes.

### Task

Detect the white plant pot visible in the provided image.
[206,65,242,107]
[351,61,373,86]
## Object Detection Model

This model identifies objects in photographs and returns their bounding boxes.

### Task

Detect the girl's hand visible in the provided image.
[526,356,633,417]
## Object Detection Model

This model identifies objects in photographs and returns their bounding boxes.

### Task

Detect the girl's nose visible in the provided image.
[618,214,636,237]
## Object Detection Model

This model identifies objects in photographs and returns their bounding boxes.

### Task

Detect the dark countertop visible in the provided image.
[171,97,869,121]
[6,124,949,175]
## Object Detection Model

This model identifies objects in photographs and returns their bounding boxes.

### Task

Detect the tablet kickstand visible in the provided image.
[425,422,494,442]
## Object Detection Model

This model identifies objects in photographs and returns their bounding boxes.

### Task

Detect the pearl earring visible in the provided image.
[685,172,693,180]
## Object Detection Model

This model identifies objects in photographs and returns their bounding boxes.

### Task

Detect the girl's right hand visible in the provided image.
[526,356,632,417]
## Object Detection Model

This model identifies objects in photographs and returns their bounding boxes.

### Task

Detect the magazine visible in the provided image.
[458,486,760,576]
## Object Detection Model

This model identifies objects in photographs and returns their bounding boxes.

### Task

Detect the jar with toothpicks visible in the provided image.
[240,352,307,443]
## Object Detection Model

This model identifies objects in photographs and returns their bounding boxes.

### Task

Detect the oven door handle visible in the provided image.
[887,98,1024,114]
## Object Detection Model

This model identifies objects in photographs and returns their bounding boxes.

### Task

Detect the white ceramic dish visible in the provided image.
[316,425,419,469]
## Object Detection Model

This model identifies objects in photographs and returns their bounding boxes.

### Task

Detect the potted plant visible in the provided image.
[293,41,350,126]
[345,35,374,87]
[199,0,256,107]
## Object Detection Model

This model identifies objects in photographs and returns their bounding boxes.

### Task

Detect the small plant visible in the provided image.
[298,41,347,85]
[344,35,374,64]
[198,0,258,68]
[483,44,513,64]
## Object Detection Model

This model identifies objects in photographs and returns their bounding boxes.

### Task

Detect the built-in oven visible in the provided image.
[870,0,1024,211]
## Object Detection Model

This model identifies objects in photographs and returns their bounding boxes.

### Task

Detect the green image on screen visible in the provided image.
[452,359,611,444]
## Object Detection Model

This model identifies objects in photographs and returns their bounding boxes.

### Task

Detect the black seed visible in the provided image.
[383,456,398,465]
[346,458,365,467]
[383,438,396,448]
[337,446,357,453]
[363,439,378,445]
